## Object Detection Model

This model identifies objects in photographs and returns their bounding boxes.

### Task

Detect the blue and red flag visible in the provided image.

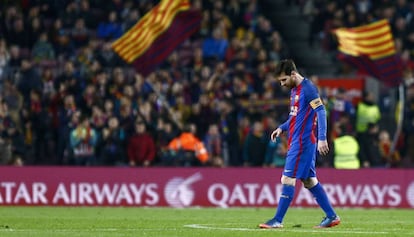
[334,19,403,87]
[112,0,201,76]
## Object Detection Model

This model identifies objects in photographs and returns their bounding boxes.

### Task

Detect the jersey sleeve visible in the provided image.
[304,82,323,111]
[304,81,327,140]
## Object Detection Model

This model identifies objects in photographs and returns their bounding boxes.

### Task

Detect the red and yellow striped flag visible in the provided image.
[112,0,194,64]
[334,19,402,87]
[334,19,396,60]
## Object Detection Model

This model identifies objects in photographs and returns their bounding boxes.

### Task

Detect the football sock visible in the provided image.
[274,184,295,223]
[309,183,336,217]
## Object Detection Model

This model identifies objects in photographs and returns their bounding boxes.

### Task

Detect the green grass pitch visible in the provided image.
[0,207,413,237]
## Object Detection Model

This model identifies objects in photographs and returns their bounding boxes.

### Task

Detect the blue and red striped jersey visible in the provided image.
[280,79,326,152]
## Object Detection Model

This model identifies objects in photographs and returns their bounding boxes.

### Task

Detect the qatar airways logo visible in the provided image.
[164,173,202,208]
[406,181,414,207]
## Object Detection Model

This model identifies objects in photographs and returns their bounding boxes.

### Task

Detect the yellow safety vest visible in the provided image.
[356,103,381,133]
[334,135,360,169]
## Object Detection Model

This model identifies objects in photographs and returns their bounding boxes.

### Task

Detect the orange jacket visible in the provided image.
[168,132,209,163]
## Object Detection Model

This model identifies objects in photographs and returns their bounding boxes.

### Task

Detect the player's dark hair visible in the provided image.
[275,59,297,76]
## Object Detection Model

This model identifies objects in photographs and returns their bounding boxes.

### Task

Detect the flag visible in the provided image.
[112,0,201,76]
[334,19,403,87]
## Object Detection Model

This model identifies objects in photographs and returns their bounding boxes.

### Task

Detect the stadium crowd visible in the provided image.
[0,0,412,168]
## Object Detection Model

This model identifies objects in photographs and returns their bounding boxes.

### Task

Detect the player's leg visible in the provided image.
[259,175,295,228]
[302,177,340,228]
[259,153,298,229]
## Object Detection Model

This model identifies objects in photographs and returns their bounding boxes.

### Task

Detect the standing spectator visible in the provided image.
[3,122,26,161]
[203,124,224,167]
[202,28,228,62]
[28,17,43,49]
[167,123,209,166]
[70,18,90,48]
[0,38,10,80]
[127,121,156,167]
[32,32,56,62]
[69,114,98,166]
[54,61,82,101]
[363,122,383,168]
[57,94,78,159]
[243,121,268,166]
[99,116,126,166]
[2,80,23,129]
[355,91,381,167]
[0,101,12,165]
[333,124,360,169]
[6,17,30,49]
[97,11,123,40]
[17,58,43,104]
[327,87,355,139]
[217,98,240,166]
[29,89,52,164]
[96,42,123,68]
[48,18,74,58]
[0,134,12,165]
[378,129,401,168]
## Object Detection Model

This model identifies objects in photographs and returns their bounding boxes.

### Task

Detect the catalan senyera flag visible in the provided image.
[112,0,201,76]
[334,19,403,87]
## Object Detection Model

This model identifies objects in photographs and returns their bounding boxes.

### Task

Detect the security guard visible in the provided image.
[333,125,360,169]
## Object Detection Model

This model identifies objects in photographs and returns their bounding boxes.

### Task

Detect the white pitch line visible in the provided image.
[184,224,393,235]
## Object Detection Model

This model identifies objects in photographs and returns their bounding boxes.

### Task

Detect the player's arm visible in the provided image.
[311,98,329,155]
[307,85,329,155]
[279,116,291,132]
[271,116,291,141]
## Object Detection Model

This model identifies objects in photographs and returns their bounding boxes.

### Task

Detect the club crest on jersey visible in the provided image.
[295,95,299,102]
[289,106,298,116]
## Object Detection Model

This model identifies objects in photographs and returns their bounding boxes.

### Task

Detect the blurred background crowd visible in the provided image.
[0,0,413,168]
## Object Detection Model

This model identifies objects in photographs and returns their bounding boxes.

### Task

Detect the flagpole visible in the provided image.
[390,83,404,158]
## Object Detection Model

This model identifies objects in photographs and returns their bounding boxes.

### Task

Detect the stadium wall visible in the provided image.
[0,167,413,208]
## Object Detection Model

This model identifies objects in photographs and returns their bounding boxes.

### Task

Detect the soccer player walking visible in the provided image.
[259,59,340,228]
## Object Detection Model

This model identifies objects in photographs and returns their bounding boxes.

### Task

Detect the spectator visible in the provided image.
[327,87,355,139]
[202,28,228,62]
[0,135,12,165]
[203,123,224,167]
[333,124,360,169]
[355,91,381,167]
[17,58,43,104]
[97,11,123,40]
[100,116,126,166]
[69,114,98,166]
[28,17,43,49]
[167,123,209,166]
[378,129,401,168]
[0,38,10,79]
[3,121,26,160]
[2,80,23,129]
[217,99,241,166]
[6,17,30,49]
[127,121,156,167]
[243,121,268,167]
[70,18,91,48]
[32,32,56,62]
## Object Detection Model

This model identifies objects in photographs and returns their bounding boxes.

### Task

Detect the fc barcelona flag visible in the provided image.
[334,19,403,87]
[112,0,201,76]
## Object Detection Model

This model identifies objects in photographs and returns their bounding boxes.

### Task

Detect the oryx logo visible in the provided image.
[164,173,202,208]
[406,181,414,207]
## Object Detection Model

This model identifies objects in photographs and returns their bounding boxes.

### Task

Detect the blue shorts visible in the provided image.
[283,143,317,179]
